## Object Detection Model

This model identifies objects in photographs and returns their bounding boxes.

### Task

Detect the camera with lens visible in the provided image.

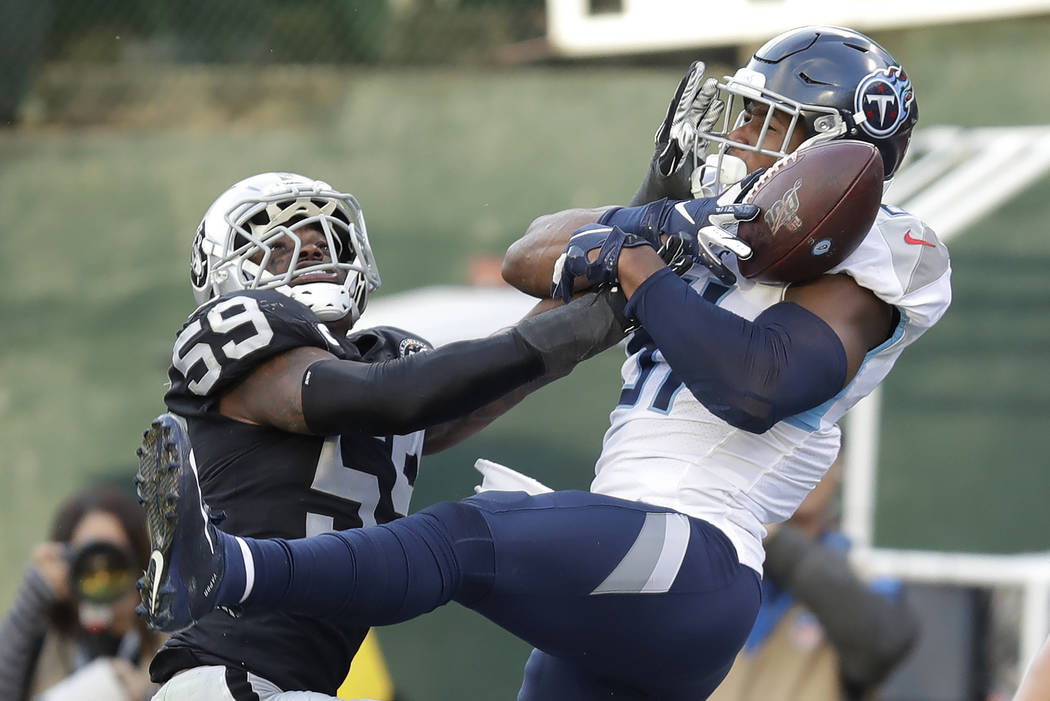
[67,540,137,605]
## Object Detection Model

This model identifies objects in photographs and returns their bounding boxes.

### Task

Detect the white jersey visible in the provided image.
[590,205,952,573]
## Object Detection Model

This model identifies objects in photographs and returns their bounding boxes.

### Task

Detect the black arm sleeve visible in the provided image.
[302,291,627,436]
[764,526,920,691]
[302,331,543,436]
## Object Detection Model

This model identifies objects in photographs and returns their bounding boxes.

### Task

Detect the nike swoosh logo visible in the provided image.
[904,229,936,247]
[190,451,215,554]
[674,202,697,226]
[149,550,165,613]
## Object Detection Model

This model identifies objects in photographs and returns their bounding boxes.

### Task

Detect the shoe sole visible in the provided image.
[135,414,185,627]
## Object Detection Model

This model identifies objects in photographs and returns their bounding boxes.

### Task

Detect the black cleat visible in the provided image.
[135,413,228,633]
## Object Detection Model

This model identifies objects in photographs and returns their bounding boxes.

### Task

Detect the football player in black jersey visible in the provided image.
[138,168,769,700]
[137,27,951,701]
[138,171,630,699]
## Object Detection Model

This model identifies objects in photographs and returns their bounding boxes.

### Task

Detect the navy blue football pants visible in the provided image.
[242,490,761,700]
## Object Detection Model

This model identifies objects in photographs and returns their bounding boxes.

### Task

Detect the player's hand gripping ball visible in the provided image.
[551,224,653,303]
[658,198,758,285]
[736,140,884,283]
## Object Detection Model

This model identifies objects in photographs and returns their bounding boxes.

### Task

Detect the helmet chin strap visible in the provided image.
[284,282,357,325]
[691,153,749,198]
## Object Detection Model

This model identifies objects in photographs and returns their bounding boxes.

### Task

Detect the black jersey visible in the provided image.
[149,289,430,694]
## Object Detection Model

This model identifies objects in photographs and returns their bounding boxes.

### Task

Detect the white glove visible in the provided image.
[473,459,553,495]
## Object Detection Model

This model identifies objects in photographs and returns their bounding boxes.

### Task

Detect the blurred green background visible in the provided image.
[2,4,1050,699]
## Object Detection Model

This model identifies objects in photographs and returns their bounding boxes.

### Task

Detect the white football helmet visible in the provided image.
[190,172,380,325]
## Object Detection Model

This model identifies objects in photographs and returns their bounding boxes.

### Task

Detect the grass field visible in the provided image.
[2,15,1050,700]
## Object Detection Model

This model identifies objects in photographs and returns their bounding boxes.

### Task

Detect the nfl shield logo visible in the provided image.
[854,66,914,139]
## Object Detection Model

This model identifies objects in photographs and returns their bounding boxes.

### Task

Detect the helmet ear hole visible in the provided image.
[327,208,354,263]
[340,242,356,264]
[353,277,368,316]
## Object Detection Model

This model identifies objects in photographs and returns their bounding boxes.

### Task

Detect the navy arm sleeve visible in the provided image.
[625,267,847,433]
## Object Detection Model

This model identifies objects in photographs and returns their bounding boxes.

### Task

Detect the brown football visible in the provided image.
[736,140,884,284]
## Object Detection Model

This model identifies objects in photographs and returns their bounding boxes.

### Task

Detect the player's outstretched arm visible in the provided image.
[218,345,333,433]
[503,207,612,298]
[423,293,626,454]
[504,193,756,298]
[222,291,628,439]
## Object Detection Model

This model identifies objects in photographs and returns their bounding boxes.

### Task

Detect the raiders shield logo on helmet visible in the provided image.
[190,222,208,290]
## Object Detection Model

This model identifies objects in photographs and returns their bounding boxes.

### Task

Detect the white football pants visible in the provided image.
[151,665,376,701]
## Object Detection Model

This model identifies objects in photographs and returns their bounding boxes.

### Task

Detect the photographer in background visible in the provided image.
[0,484,165,701]
[709,459,918,701]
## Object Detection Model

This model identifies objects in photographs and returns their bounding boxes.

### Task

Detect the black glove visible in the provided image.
[655,60,724,176]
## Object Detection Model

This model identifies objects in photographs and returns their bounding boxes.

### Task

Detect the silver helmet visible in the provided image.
[190,172,380,325]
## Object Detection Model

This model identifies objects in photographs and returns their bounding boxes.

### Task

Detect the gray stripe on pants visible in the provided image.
[591,512,686,595]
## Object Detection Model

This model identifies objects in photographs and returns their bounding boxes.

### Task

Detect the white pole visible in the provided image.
[842,387,882,549]
[842,125,1050,557]
[905,130,1050,239]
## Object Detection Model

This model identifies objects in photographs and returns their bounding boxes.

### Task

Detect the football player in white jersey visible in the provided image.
[136,26,951,701]
[505,24,952,577]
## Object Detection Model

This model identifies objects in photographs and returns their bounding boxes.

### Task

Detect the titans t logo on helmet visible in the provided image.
[855,66,915,139]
